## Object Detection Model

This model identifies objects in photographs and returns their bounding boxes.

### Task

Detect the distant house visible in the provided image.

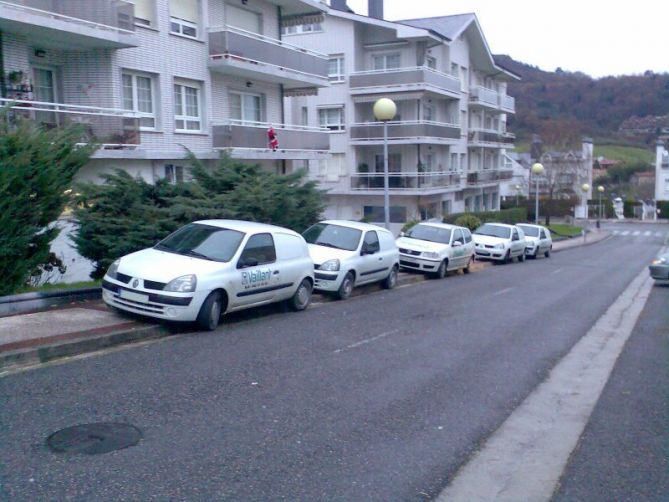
[619,115,669,138]
[656,140,669,201]
[630,171,655,187]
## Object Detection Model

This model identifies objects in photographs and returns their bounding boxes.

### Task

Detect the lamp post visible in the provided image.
[373,98,397,230]
[597,185,605,227]
[515,184,521,207]
[531,163,544,224]
[581,183,590,240]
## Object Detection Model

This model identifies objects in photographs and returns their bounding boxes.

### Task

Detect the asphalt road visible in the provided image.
[1,222,666,501]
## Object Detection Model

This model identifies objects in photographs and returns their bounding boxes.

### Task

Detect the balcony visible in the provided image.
[1,98,140,149]
[0,0,137,49]
[350,67,460,98]
[466,169,514,186]
[350,120,461,146]
[469,86,516,114]
[468,128,516,148]
[212,120,330,160]
[348,172,461,195]
[208,26,329,89]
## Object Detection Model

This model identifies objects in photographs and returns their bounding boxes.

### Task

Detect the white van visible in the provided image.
[396,222,475,278]
[302,220,400,300]
[102,220,314,330]
[517,223,553,258]
[473,223,527,263]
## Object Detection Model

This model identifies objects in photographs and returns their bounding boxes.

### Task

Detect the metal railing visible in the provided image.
[468,128,516,145]
[469,85,515,113]
[0,0,135,33]
[1,98,140,147]
[350,171,461,191]
[350,120,460,142]
[350,66,461,95]
[212,120,330,151]
[466,169,513,185]
[208,25,328,81]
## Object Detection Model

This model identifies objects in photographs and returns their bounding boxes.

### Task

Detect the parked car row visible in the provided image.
[102,219,553,331]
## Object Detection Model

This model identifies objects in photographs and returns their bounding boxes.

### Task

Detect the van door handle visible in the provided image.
[273,270,280,275]
[378,257,383,261]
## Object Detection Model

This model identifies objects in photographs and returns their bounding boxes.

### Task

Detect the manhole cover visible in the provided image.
[47,422,142,455]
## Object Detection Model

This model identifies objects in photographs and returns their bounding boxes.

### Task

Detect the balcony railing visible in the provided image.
[212,120,329,152]
[350,120,460,143]
[0,0,135,33]
[208,25,328,86]
[466,169,513,185]
[468,128,516,146]
[1,98,140,147]
[351,171,461,191]
[349,66,461,96]
[469,86,516,114]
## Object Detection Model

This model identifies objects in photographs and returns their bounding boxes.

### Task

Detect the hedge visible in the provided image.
[443,207,528,226]
[657,201,669,219]
[623,200,643,218]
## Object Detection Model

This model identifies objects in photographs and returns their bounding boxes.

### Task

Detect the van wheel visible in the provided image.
[434,259,448,279]
[463,257,473,274]
[382,265,399,289]
[545,247,552,258]
[503,250,511,264]
[518,253,526,263]
[289,278,312,311]
[337,272,355,300]
[196,291,223,331]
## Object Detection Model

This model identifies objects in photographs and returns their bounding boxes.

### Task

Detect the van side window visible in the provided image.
[452,229,464,244]
[238,233,276,267]
[463,229,472,243]
[363,231,380,253]
[540,230,547,239]
[512,230,519,241]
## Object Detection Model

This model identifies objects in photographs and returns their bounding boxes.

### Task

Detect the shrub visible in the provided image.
[0,110,95,295]
[74,153,326,278]
[656,201,669,219]
[454,214,482,231]
[401,220,419,234]
[445,207,527,226]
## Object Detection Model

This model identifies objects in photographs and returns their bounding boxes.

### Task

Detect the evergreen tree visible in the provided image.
[0,110,95,295]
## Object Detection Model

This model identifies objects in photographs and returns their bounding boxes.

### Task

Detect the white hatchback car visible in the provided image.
[473,223,527,263]
[302,220,400,300]
[517,223,553,259]
[396,222,475,278]
[102,220,314,330]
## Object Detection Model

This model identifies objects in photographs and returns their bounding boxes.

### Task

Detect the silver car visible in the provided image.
[649,252,669,282]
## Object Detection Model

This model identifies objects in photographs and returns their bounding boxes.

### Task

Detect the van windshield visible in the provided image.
[302,223,362,251]
[155,223,245,262]
[405,224,452,244]
[474,224,511,239]
[517,225,539,237]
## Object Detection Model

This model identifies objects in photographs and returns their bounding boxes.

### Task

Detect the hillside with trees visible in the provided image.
[496,55,669,148]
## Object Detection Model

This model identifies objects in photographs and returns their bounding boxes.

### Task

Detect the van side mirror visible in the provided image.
[399,232,406,237]
[452,241,462,248]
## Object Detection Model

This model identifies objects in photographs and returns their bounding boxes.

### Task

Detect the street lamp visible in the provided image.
[531,163,544,224]
[581,183,590,219]
[597,185,605,226]
[515,184,521,207]
[373,98,397,230]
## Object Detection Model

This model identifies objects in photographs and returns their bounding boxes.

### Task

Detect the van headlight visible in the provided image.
[652,257,667,265]
[422,252,440,259]
[320,259,340,272]
[106,259,120,280]
[165,274,197,293]
[494,243,505,249]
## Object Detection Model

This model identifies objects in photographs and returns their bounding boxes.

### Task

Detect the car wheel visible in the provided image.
[382,265,399,289]
[463,256,473,274]
[337,272,355,300]
[533,248,539,259]
[434,259,448,279]
[289,278,312,311]
[196,291,223,331]
[545,247,552,258]
[503,250,511,264]
[518,252,526,263]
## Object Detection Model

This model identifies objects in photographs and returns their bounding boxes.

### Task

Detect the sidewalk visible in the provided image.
[0,234,607,373]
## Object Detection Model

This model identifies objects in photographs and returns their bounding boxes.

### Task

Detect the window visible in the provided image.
[328,56,345,83]
[463,229,472,243]
[364,206,407,223]
[423,103,435,122]
[226,4,262,34]
[460,153,466,171]
[174,81,202,132]
[452,229,464,245]
[426,56,437,69]
[122,72,156,129]
[372,53,400,71]
[281,21,322,35]
[540,230,547,239]
[318,107,345,131]
[450,153,458,171]
[460,66,468,91]
[301,106,308,126]
[450,62,458,77]
[363,231,380,253]
[442,200,451,215]
[238,233,276,267]
[230,91,262,124]
[164,164,184,183]
[132,0,155,27]
[170,0,199,38]
[375,153,401,173]
[512,229,519,241]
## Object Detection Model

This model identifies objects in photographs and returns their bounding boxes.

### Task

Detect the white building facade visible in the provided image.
[0,0,331,183]
[284,1,517,231]
[656,140,669,202]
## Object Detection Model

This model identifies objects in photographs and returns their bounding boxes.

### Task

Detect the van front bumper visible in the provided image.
[313,270,345,292]
[398,254,440,272]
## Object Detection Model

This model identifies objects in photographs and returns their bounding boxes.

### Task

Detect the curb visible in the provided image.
[552,232,612,253]
[0,287,101,318]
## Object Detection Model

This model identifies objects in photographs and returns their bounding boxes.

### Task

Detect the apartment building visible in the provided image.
[0,0,331,183]
[285,0,518,230]
[656,139,669,202]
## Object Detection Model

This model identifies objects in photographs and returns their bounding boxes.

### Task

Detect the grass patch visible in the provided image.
[593,144,654,165]
[548,224,583,238]
[16,280,101,295]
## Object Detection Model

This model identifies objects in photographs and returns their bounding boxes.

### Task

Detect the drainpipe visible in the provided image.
[277,6,287,174]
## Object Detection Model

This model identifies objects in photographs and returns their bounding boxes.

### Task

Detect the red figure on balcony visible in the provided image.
[268,126,279,151]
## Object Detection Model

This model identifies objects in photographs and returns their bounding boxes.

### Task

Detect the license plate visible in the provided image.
[120,289,149,303]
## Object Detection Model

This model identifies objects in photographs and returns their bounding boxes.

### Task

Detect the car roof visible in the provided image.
[320,220,392,234]
[194,219,300,236]
[413,222,463,231]
[517,223,546,229]
[479,222,515,229]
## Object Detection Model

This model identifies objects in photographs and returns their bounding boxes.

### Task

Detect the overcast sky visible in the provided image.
[344,0,669,78]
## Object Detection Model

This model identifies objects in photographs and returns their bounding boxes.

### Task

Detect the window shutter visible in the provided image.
[170,0,198,22]
[133,0,153,22]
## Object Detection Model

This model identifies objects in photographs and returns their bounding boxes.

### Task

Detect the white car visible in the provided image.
[302,220,399,300]
[517,224,553,259]
[102,220,314,330]
[396,222,475,278]
[473,223,527,263]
